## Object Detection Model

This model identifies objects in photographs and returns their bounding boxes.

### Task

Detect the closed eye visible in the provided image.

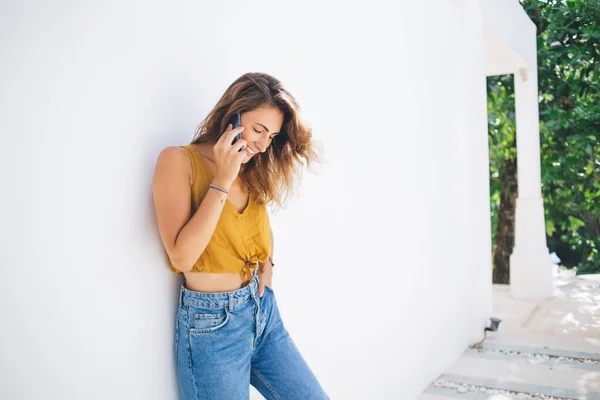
[254,128,277,139]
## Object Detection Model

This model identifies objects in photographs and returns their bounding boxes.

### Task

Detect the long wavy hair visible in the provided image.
[191,72,323,209]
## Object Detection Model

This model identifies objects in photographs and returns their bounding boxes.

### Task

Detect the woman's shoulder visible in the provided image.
[154,145,194,186]
[156,144,211,189]
[183,143,216,189]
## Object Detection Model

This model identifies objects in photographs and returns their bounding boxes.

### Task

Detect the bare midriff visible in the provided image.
[183,271,249,293]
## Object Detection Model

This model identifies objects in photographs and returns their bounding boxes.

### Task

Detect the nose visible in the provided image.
[256,137,269,153]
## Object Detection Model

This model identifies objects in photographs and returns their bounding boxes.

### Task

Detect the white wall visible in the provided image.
[484,0,537,70]
[0,1,492,398]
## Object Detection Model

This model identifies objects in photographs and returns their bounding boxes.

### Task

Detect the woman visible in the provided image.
[152,72,329,399]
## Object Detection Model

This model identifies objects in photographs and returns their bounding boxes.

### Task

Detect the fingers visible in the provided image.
[219,123,245,147]
[231,138,247,154]
[258,281,265,297]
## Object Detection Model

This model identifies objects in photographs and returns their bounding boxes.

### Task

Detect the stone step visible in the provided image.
[419,389,470,399]
[419,342,600,399]
[420,385,534,399]
[486,331,600,355]
[421,354,600,399]
[467,344,600,371]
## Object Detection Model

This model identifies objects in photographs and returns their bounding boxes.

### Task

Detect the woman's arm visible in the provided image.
[152,146,230,272]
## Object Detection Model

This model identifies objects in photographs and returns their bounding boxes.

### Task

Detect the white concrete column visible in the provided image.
[509,45,554,300]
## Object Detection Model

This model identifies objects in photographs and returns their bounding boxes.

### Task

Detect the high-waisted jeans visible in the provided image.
[174,271,330,399]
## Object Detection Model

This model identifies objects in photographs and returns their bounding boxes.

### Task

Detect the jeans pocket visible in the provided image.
[264,284,274,294]
[188,305,230,335]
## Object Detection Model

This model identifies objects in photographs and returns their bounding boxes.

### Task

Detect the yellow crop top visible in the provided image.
[167,144,272,283]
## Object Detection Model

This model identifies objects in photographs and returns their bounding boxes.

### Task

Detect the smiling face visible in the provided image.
[239,106,284,163]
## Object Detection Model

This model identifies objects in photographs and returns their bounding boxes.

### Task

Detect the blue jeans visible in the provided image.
[174,271,330,399]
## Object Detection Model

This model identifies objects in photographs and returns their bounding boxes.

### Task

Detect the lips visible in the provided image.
[246,147,257,155]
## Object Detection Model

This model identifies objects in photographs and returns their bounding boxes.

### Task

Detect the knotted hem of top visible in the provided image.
[240,260,260,284]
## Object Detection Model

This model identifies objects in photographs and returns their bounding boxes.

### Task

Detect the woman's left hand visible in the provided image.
[257,259,273,297]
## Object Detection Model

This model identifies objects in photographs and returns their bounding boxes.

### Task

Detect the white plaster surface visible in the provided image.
[495,273,600,340]
[0,1,494,399]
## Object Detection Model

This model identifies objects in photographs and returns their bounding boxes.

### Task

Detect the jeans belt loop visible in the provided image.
[179,284,185,308]
[228,292,235,312]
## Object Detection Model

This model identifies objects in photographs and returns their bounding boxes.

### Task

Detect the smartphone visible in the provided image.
[229,112,244,152]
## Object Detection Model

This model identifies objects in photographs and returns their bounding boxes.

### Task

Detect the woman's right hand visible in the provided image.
[212,123,247,188]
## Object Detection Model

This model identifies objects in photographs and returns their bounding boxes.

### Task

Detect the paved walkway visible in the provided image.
[419,272,600,400]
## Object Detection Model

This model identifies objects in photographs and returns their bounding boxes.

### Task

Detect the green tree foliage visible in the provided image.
[488,75,517,284]
[489,0,600,275]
